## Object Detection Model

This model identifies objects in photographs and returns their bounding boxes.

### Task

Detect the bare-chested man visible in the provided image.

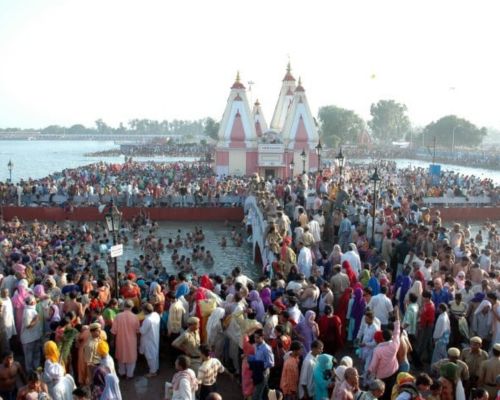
[0,351,26,400]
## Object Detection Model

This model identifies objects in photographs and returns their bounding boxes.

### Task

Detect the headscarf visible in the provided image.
[340,356,353,368]
[342,260,357,287]
[175,282,190,299]
[329,245,343,264]
[249,290,265,322]
[12,283,30,309]
[350,287,366,338]
[100,373,122,400]
[313,354,334,400]
[396,270,412,311]
[331,365,347,400]
[359,269,370,287]
[44,340,60,363]
[454,272,466,290]
[148,281,160,299]
[206,307,225,346]
[200,275,214,291]
[368,275,380,296]
[260,287,272,307]
[474,299,492,315]
[391,372,416,400]
[296,310,319,352]
[97,341,110,357]
[336,287,353,334]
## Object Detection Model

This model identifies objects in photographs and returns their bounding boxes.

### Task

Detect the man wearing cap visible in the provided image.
[83,323,106,384]
[461,337,488,396]
[111,299,140,379]
[172,316,202,373]
[431,347,469,385]
[478,343,500,398]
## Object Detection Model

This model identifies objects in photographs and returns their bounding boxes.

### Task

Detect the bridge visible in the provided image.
[244,195,273,274]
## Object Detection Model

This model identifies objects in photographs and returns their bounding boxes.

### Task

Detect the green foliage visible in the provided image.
[421,115,487,148]
[317,105,366,147]
[369,100,411,142]
[203,117,220,141]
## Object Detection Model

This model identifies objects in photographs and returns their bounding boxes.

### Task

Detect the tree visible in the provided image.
[368,100,411,142]
[421,115,487,149]
[317,105,366,147]
[95,119,112,134]
[203,117,220,141]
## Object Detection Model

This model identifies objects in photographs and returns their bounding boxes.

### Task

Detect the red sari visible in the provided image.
[342,260,358,288]
[335,287,353,340]
[318,314,343,355]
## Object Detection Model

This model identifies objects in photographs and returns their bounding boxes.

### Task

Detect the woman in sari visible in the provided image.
[432,303,451,364]
[248,290,265,323]
[313,354,334,400]
[330,366,347,400]
[318,305,343,355]
[359,264,371,288]
[335,287,353,340]
[395,267,412,312]
[260,287,272,309]
[12,281,30,335]
[43,341,76,400]
[206,307,225,360]
[328,244,343,266]
[348,287,365,341]
[295,310,319,353]
[342,261,357,288]
[149,281,165,314]
[367,271,380,296]
[100,374,122,400]
[241,335,255,399]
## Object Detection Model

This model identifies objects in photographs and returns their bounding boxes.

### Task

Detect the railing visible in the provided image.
[1,193,245,207]
[422,196,492,207]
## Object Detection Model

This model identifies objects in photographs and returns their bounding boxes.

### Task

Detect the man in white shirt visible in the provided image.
[367,286,393,327]
[357,310,381,383]
[299,340,324,399]
[297,241,313,278]
[139,303,161,377]
[21,296,42,373]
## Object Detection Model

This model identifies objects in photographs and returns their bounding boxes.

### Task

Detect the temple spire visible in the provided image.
[231,71,245,89]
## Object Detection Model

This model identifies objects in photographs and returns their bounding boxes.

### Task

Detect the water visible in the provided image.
[117,221,257,278]
[0,140,197,182]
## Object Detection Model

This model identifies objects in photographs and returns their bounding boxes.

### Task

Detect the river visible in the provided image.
[1,140,499,184]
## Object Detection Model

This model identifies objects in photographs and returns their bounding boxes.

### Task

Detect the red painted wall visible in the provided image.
[430,207,500,222]
[1,206,244,222]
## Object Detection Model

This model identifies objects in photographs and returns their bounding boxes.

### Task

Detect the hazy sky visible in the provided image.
[1,0,500,131]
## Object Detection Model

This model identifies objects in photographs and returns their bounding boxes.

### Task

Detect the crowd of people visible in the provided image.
[0,158,498,208]
[85,143,215,158]
[0,159,499,399]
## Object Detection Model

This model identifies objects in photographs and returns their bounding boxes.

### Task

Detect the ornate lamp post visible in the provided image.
[105,202,122,298]
[7,160,13,183]
[335,147,345,179]
[370,167,381,246]
[315,140,323,172]
[300,149,307,175]
[289,158,295,179]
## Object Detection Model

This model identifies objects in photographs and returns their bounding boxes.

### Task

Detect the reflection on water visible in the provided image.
[118,221,257,279]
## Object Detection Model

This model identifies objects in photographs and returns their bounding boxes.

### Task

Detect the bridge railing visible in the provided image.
[422,196,492,207]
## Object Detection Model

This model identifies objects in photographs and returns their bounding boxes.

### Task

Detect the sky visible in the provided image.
[1,0,500,132]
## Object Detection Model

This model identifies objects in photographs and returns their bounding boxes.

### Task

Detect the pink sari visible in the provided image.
[241,336,255,397]
[12,284,29,335]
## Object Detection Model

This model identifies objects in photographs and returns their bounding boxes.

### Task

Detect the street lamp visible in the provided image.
[289,158,295,179]
[335,147,345,179]
[369,167,381,246]
[7,160,13,183]
[300,149,307,174]
[105,201,122,298]
[315,140,323,172]
[452,125,460,154]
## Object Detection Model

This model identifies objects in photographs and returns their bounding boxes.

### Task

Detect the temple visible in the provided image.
[215,64,319,178]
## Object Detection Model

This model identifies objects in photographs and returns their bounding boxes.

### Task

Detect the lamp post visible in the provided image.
[7,160,13,183]
[315,140,323,173]
[105,201,122,298]
[370,167,381,246]
[452,125,460,154]
[335,147,345,180]
[289,158,295,179]
[300,149,307,175]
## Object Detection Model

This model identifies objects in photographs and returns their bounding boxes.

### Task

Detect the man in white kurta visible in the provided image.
[140,303,161,376]
[1,289,17,341]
